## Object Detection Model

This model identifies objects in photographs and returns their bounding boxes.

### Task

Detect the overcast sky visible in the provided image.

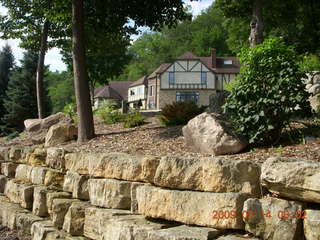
[0,0,213,72]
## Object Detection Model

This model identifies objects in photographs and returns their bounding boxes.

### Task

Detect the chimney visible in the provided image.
[211,48,216,68]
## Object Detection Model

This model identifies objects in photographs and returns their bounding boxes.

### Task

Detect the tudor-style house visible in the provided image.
[128,75,148,109]
[146,49,240,110]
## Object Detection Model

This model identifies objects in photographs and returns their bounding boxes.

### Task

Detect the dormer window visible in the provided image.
[224,60,232,65]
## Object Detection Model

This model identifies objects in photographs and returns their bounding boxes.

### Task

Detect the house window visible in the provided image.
[223,60,232,65]
[169,72,175,85]
[149,86,153,96]
[130,90,135,96]
[201,72,207,84]
[176,92,199,104]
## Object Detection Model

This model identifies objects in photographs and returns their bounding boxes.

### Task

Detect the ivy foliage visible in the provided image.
[224,37,312,144]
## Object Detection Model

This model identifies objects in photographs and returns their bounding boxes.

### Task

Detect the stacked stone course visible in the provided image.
[0,146,319,240]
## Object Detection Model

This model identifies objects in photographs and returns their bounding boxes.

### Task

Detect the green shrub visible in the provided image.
[158,101,206,126]
[224,78,240,92]
[104,111,126,124]
[5,131,19,140]
[63,103,78,123]
[299,54,320,72]
[224,37,312,144]
[123,112,146,128]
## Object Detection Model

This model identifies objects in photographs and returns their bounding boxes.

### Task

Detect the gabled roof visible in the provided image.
[177,51,198,60]
[94,81,133,101]
[147,63,171,79]
[130,75,148,87]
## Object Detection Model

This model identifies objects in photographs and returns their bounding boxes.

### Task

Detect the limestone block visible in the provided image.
[46,147,68,170]
[45,230,68,240]
[88,178,131,209]
[31,220,57,240]
[131,182,147,214]
[304,209,320,240]
[4,179,34,209]
[101,214,172,240]
[33,186,54,217]
[147,225,224,240]
[51,198,79,229]
[16,212,43,234]
[15,164,33,182]
[1,162,18,177]
[261,157,320,203]
[0,147,9,162]
[136,186,248,229]
[45,123,77,147]
[31,166,48,185]
[84,207,130,239]
[243,197,303,240]
[0,196,28,229]
[154,156,261,196]
[65,236,90,240]
[63,171,89,200]
[65,152,160,183]
[47,191,72,215]
[44,169,65,188]
[63,201,90,236]
[0,175,7,193]
[9,147,23,163]
[216,236,260,240]
[28,148,47,166]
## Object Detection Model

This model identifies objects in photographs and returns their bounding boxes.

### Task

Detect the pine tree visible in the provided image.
[0,44,15,124]
[1,51,39,134]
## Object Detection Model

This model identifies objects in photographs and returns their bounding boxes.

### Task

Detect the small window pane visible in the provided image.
[176,92,199,104]
[201,72,207,84]
[169,72,175,84]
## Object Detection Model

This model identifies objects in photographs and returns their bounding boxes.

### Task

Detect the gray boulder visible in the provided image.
[182,112,247,155]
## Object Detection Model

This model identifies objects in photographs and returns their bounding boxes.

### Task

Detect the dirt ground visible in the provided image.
[0,226,30,240]
[1,117,320,165]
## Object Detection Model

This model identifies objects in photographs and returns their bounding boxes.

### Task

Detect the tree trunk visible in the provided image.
[36,20,49,119]
[72,0,95,142]
[249,0,264,47]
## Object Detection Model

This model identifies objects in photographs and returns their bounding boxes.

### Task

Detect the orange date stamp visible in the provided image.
[212,210,307,220]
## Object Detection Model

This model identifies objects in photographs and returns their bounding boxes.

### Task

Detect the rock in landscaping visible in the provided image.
[44,169,65,188]
[46,147,68,170]
[65,152,160,183]
[261,157,320,203]
[84,207,130,239]
[33,186,54,217]
[243,197,303,240]
[147,225,223,240]
[31,166,48,185]
[52,198,79,229]
[136,185,248,229]
[4,179,34,209]
[154,156,261,196]
[9,147,23,162]
[309,94,320,112]
[88,178,131,209]
[216,236,260,240]
[45,123,77,147]
[46,191,72,215]
[304,209,320,240]
[131,182,148,214]
[15,212,43,234]
[15,164,33,182]
[63,201,90,236]
[27,148,47,166]
[63,171,89,200]
[182,112,248,155]
[31,220,57,240]
[101,214,171,240]
[0,175,7,193]
[308,83,320,95]
[1,162,18,177]
[24,119,42,132]
[0,147,9,162]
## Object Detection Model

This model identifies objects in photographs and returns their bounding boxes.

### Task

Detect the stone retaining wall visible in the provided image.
[0,146,319,240]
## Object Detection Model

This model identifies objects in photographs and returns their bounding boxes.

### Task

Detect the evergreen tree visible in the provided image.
[0,44,15,124]
[1,51,39,134]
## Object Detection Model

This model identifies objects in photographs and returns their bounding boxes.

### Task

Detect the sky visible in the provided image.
[0,0,214,72]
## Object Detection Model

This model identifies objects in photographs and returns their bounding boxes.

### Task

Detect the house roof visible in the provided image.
[177,51,198,60]
[130,75,148,87]
[94,81,133,101]
[147,63,171,79]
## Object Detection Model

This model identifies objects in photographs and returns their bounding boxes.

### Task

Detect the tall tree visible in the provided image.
[0,44,14,129]
[1,51,39,134]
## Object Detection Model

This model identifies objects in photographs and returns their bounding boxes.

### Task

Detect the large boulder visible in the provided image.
[304,209,320,240]
[45,123,77,147]
[182,113,248,155]
[261,157,320,203]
